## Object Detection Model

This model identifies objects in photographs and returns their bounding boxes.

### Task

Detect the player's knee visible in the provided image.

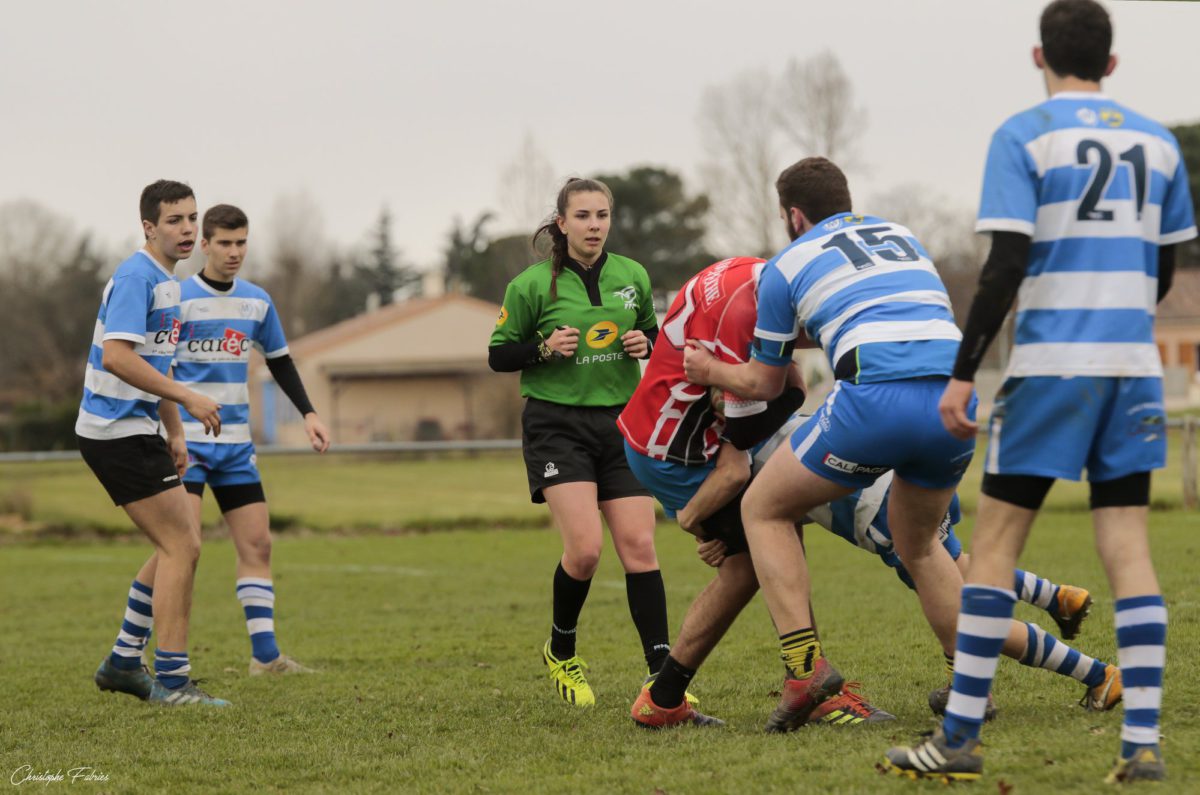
[616,534,658,569]
[162,526,202,566]
[243,532,272,567]
[891,531,938,564]
[721,554,758,594]
[563,548,601,579]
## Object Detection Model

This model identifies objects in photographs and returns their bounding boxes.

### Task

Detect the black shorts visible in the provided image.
[522,398,651,504]
[184,480,267,513]
[77,434,182,507]
[696,488,750,556]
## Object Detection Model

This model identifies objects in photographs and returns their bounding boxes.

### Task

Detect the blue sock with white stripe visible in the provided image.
[1013,568,1058,613]
[1019,622,1107,687]
[1115,594,1166,759]
[154,649,190,689]
[109,580,154,671]
[237,577,280,663]
[942,585,1016,748]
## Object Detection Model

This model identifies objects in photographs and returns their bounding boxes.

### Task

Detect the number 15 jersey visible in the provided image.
[752,213,960,384]
[977,92,1196,378]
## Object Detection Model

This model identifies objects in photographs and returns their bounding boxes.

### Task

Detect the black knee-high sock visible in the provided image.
[626,570,671,672]
[649,655,696,709]
[550,563,592,659]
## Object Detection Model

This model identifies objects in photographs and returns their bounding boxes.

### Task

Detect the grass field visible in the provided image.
[1,445,1198,793]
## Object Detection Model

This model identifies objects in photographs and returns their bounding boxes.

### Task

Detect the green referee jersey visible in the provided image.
[490,253,656,407]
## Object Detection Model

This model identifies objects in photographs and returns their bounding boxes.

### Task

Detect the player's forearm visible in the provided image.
[1157,246,1176,303]
[488,341,543,372]
[951,231,1031,382]
[711,360,786,402]
[265,354,316,415]
[678,447,751,530]
[158,399,185,438]
[102,343,191,404]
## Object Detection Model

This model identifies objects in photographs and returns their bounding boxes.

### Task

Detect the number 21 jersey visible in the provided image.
[977,92,1196,378]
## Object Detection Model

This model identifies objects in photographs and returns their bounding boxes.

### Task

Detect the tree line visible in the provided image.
[2,53,1198,450]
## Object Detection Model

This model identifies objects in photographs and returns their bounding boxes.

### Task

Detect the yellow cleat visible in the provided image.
[1052,585,1093,640]
[1105,747,1165,784]
[543,641,595,708]
[1082,663,1122,711]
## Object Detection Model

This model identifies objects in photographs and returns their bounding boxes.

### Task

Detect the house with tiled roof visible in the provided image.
[249,293,521,445]
[1157,269,1200,405]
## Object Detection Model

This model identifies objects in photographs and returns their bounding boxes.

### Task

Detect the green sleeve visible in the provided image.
[635,266,657,330]
[490,278,537,346]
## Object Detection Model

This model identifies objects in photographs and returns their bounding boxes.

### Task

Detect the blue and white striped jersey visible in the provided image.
[979,92,1197,377]
[174,275,289,444]
[753,213,961,383]
[75,251,181,440]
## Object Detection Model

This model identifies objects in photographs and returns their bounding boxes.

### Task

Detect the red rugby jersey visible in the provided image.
[618,257,767,465]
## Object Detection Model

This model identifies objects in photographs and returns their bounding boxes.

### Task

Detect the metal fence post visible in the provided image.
[1184,415,1198,511]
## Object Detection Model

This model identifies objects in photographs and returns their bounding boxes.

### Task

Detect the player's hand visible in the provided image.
[621,329,649,359]
[682,339,715,385]
[696,537,727,568]
[546,326,579,358]
[304,412,331,453]
[939,378,978,440]
[183,391,221,438]
[166,433,189,478]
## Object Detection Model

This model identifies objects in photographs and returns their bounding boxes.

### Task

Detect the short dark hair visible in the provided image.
[140,180,194,225]
[775,157,852,225]
[202,204,250,240]
[1040,0,1111,82]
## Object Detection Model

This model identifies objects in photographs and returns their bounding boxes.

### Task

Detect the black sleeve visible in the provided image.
[642,324,659,350]
[722,386,807,451]
[488,341,542,372]
[951,231,1033,382]
[1158,245,1176,303]
[264,355,315,416]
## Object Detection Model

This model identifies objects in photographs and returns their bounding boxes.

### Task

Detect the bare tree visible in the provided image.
[0,201,110,407]
[776,51,866,168]
[260,191,328,338]
[498,132,557,231]
[697,68,786,257]
[697,54,867,257]
[868,185,1009,367]
[0,200,80,283]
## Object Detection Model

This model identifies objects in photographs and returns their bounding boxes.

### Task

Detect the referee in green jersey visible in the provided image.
[489,178,667,708]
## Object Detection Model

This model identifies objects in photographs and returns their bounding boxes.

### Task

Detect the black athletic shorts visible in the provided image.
[184,480,267,513]
[696,488,750,556]
[77,434,182,507]
[522,397,651,504]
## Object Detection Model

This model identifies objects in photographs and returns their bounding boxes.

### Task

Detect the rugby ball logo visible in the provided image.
[585,321,619,349]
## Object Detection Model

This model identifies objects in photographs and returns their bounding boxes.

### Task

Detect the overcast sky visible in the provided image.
[2,0,1197,270]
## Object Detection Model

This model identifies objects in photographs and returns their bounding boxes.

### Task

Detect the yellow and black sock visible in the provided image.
[944,651,955,680]
[780,628,820,678]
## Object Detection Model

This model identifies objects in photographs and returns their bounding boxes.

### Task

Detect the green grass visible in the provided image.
[0,427,1194,536]
[1,510,1198,792]
[0,437,1197,791]
[0,451,550,537]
